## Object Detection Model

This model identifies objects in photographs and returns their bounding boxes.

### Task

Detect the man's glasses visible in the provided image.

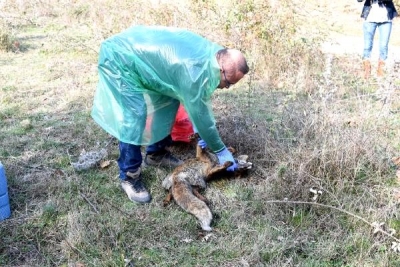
[222,68,233,89]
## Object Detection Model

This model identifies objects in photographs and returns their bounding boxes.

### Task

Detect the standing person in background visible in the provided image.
[358,0,398,79]
[91,25,249,204]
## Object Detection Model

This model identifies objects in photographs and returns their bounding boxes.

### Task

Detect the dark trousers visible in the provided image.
[117,135,172,180]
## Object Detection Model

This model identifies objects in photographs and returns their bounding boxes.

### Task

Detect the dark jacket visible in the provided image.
[360,0,398,20]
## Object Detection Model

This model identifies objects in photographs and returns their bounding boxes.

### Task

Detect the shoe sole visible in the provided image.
[129,195,151,203]
[120,183,151,203]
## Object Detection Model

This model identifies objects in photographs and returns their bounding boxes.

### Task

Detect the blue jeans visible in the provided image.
[363,21,392,61]
[117,135,173,180]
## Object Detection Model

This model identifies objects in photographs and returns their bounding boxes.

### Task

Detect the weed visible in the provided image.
[0,23,13,51]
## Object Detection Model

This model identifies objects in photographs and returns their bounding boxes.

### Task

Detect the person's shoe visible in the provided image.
[377,60,385,77]
[144,150,183,168]
[363,59,371,79]
[120,168,151,203]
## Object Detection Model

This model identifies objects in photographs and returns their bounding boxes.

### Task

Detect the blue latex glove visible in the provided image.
[193,124,207,148]
[216,147,237,172]
[198,139,207,149]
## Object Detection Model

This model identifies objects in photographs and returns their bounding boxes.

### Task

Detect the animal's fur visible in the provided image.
[162,145,252,231]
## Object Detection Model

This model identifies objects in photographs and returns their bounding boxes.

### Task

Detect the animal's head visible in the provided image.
[234,154,253,178]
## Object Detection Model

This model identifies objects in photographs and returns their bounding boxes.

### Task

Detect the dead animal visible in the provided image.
[162,144,252,231]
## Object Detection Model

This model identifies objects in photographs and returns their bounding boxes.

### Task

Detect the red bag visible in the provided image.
[171,105,194,142]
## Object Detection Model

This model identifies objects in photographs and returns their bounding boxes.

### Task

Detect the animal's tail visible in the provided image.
[172,176,212,231]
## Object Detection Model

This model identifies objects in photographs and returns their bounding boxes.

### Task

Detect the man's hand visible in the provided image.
[216,147,237,172]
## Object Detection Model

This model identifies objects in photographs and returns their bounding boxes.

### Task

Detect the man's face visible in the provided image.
[218,68,245,89]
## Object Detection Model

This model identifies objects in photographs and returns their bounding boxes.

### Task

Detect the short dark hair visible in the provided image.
[239,58,250,75]
[216,48,229,59]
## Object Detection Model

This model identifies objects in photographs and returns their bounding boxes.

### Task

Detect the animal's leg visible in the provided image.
[193,187,209,204]
[204,161,233,181]
[196,145,211,164]
[195,144,203,159]
[163,189,173,207]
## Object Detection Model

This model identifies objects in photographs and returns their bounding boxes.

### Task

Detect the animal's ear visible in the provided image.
[189,133,200,140]
[236,155,252,170]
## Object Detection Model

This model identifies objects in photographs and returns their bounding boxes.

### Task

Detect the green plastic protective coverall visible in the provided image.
[91,25,226,152]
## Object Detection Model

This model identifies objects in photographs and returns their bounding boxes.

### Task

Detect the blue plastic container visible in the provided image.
[0,161,11,220]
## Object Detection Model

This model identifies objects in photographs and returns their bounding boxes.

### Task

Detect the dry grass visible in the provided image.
[0,21,14,52]
[1,0,400,266]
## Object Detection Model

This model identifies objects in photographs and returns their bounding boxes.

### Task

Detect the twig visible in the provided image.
[64,239,85,257]
[261,199,400,243]
[80,193,99,214]
[105,136,116,148]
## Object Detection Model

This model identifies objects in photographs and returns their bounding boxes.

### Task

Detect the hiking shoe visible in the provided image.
[144,150,183,168]
[120,168,151,203]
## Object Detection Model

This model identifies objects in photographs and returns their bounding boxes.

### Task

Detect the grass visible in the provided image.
[1,0,400,266]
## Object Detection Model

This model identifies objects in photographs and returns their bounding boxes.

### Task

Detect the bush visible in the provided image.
[0,21,13,52]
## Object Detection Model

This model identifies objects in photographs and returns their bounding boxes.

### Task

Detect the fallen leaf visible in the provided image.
[100,160,111,169]
[202,233,215,242]
[391,242,400,253]
[309,188,317,194]
[396,169,400,183]
[394,190,400,202]
[345,118,358,127]
[392,156,400,167]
